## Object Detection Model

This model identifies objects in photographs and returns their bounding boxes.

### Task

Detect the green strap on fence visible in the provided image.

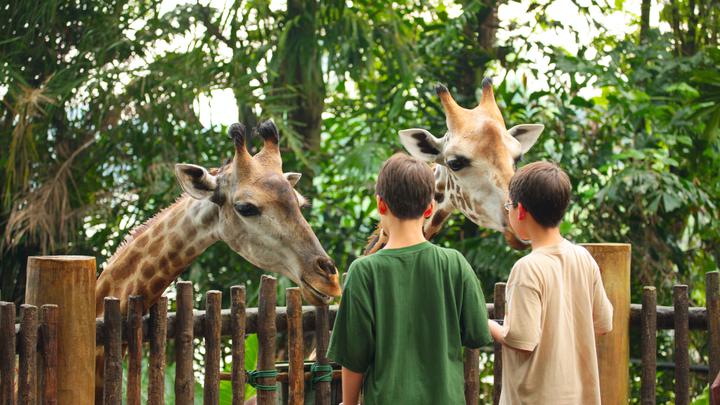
[247,369,278,391]
[311,363,333,385]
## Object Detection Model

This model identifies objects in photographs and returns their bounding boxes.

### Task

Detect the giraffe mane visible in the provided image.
[105,195,190,267]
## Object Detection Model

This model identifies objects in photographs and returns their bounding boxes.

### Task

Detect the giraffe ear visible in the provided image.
[508,124,544,154]
[398,128,443,162]
[175,164,218,199]
[284,172,302,187]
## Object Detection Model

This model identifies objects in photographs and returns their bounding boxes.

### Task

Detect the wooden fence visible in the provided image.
[2,273,720,404]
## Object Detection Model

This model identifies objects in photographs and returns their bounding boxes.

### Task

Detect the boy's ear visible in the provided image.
[399,129,444,162]
[175,164,218,199]
[508,124,544,154]
[517,202,527,220]
[377,195,388,215]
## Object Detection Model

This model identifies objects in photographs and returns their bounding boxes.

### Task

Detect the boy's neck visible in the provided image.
[382,216,427,250]
[528,226,564,250]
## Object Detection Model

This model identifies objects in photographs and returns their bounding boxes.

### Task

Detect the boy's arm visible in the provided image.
[459,258,493,348]
[592,264,614,335]
[495,261,543,352]
[341,367,363,405]
[488,319,534,353]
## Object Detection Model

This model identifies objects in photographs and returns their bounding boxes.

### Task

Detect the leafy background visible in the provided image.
[1,0,718,402]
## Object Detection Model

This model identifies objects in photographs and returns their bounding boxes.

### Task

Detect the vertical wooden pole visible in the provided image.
[640,286,656,405]
[230,286,246,405]
[581,244,631,405]
[175,281,195,405]
[126,295,144,405]
[257,276,277,405]
[103,298,122,405]
[315,305,331,405]
[24,256,96,405]
[673,285,689,405]
[18,304,39,405]
[204,291,222,405]
[148,296,168,405]
[707,271,720,403]
[0,302,16,405]
[39,305,58,405]
[492,282,506,405]
[286,288,304,405]
[464,348,480,405]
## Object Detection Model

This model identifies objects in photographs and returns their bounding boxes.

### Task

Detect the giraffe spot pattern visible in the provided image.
[141,262,155,279]
[150,277,167,296]
[148,238,164,256]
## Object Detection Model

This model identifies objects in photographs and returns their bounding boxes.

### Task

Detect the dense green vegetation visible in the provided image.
[1,0,718,401]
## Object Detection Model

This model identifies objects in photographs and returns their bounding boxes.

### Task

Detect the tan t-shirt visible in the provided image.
[499,239,613,405]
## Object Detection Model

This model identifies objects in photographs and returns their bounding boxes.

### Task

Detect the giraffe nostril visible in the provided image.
[317,257,337,275]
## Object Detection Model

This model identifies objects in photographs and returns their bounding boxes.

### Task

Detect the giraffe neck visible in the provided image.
[95,196,219,315]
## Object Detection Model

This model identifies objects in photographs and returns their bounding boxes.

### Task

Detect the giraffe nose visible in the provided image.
[317,257,337,275]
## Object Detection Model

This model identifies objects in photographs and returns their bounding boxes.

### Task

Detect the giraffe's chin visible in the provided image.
[504,229,531,250]
[300,277,340,306]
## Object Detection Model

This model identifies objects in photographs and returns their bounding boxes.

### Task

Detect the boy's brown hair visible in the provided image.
[376,153,434,219]
[509,161,571,228]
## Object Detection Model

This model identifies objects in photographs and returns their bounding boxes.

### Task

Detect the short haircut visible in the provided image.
[376,153,435,220]
[509,161,571,228]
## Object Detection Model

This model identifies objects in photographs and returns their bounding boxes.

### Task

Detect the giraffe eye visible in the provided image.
[234,203,261,217]
[447,156,470,171]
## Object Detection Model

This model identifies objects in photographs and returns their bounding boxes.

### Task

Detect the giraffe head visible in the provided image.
[399,79,544,249]
[174,120,341,305]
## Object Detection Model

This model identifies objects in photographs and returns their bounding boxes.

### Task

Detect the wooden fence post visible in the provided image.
[18,304,39,404]
[640,286,656,404]
[175,281,195,405]
[673,285,689,405]
[581,244,631,405]
[0,302,15,405]
[492,282,506,405]
[231,286,246,405]
[148,296,168,405]
[25,256,96,405]
[707,271,720,404]
[257,276,278,405]
[287,288,304,405]
[204,291,222,405]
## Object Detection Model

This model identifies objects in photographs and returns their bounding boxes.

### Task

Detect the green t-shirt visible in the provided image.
[327,241,492,405]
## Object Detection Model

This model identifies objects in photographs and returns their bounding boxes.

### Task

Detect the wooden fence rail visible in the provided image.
[3,272,720,405]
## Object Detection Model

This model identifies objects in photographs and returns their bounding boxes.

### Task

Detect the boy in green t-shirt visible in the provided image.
[327,153,492,405]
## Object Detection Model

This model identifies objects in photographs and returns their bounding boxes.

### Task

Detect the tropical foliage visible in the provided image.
[1,0,718,401]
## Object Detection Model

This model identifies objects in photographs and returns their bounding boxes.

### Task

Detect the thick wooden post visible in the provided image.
[25,256,96,405]
[581,244,631,405]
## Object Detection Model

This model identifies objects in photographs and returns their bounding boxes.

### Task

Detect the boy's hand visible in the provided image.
[488,319,507,344]
[489,319,535,353]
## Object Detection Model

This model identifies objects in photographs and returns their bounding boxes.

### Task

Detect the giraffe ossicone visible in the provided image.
[366,79,544,253]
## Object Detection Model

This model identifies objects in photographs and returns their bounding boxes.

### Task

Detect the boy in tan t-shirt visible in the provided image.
[489,161,613,405]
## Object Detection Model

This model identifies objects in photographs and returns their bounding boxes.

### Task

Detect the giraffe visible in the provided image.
[365,78,544,254]
[95,120,341,315]
[94,120,342,401]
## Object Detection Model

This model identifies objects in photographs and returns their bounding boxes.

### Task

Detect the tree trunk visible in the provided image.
[456,0,499,106]
[276,0,325,155]
[639,0,651,43]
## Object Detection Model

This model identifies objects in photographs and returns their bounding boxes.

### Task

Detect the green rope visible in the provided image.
[311,363,333,385]
[247,369,278,391]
